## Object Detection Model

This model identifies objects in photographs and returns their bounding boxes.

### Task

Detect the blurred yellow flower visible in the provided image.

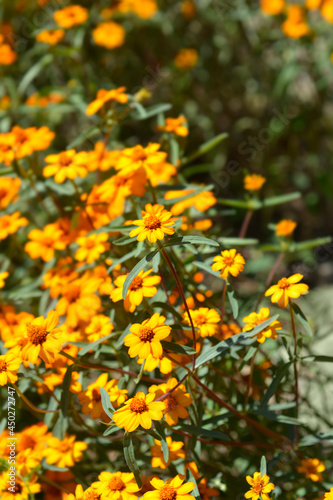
[0,177,21,209]
[0,349,21,385]
[164,189,216,215]
[244,174,266,191]
[86,87,128,115]
[75,233,110,264]
[36,29,65,45]
[44,434,87,468]
[0,271,9,288]
[0,35,17,65]
[158,116,189,136]
[275,219,297,237]
[0,212,28,241]
[324,487,333,499]
[212,249,245,279]
[54,5,88,28]
[297,458,325,482]
[282,6,310,38]
[43,149,89,183]
[261,0,285,15]
[175,48,198,69]
[151,437,185,469]
[265,273,309,308]
[92,22,126,50]
[242,307,282,343]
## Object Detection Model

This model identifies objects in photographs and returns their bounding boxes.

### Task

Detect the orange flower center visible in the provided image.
[222,256,235,266]
[129,276,143,291]
[92,388,101,401]
[14,483,23,494]
[0,360,7,372]
[26,324,48,345]
[19,435,36,450]
[15,131,28,144]
[84,491,100,500]
[159,485,177,500]
[59,152,73,167]
[0,188,8,199]
[277,278,290,290]
[0,144,11,152]
[165,395,178,411]
[108,477,125,491]
[132,150,147,162]
[139,327,155,342]
[194,313,206,326]
[144,215,162,230]
[252,480,265,495]
[129,396,148,414]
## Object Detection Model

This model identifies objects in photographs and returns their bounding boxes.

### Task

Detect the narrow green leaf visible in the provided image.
[123,432,142,488]
[134,359,146,384]
[161,341,197,356]
[100,388,115,419]
[227,285,239,319]
[291,303,312,337]
[293,237,332,252]
[18,54,53,96]
[260,362,292,408]
[299,430,333,447]
[186,468,201,500]
[67,125,102,149]
[131,103,172,121]
[122,250,159,299]
[150,302,183,321]
[103,425,121,436]
[154,421,169,463]
[261,192,301,207]
[78,331,119,357]
[301,355,333,363]
[260,456,267,476]
[218,237,258,246]
[113,236,135,246]
[163,235,219,248]
[182,132,228,165]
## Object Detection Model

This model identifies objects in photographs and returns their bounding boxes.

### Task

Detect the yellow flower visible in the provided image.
[92,22,126,50]
[129,204,176,243]
[114,0,158,19]
[0,271,9,289]
[43,149,88,183]
[242,307,282,343]
[321,0,333,22]
[165,189,216,215]
[0,212,28,241]
[245,472,275,500]
[244,174,266,191]
[324,487,333,499]
[212,249,245,279]
[151,437,185,469]
[149,378,192,426]
[275,219,297,237]
[138,353,173,374]
[67,484,100,500]
[282,6,310,38]
[174,49,198,69]
[297,458,325,482]
[0,176,21,209]
[92,471,140,500]
[261,0,285,15]
[124,313,171,359]
[44,434,87,468]
[142,475,195,500]
[36,29,65,45]
[0,349,21,385]
[20,310,65,364]
[265,274,309,308]
[182,307,220,338]
[85,315,114,343]
[86,87,128,116]
[112,391,165,432]
[110,269,161,312]
[158,116,189,136]
[78,373,128,419]
[75,233,110,264]
[306,0,322,8]
[54,5,88,28]
[0,473,41,500]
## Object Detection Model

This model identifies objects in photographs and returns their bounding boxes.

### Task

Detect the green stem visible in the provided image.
[243,346,259,411]
[289,302,299,447]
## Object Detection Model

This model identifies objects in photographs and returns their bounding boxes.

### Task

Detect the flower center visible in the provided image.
[223,256,234,266]
[139,327,155,342]
[159,485,177,500]
[84,491,100,500]
[277,278,290,289]
[26,324,48,345]
[129,276,143,291]
[133,150,147,162]
[194,313,206,326]
[144,215,161,230]
[92,388,101,402]
[253,480,265,494]
[165,395,178,411]
[59,152,73,167]
[108,477,125,491]
[129,396,148,414]
[19,435,36,450]
[0,360,7,372]
[0,188,8,199]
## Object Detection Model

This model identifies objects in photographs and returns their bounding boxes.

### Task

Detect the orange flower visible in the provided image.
[0,212,28,240]
[129,203,176,243]
[244,174,266,191]
[0,34,17,65]
[114,0,158,19]
[265,274,309,308]
[44,434,87,468]
[78,373,128,419]
[54,5,88,28]
[321,0,333,22]
[36,29,65,45]
[113,391,166,432]
[0,349,21,385]
[110,269,161,312]
[297,458,325,482]
[261,0,285,15]
[174,48,198,69]
[86,143,120,172]
[0,133,15,165]
[0,271,9,289]
[275,219,297,237]
[0,95,10,110]
[43,149,88,183]
[25,223,67,262]
[151,437,185,469]
[0,176,21,209]
[182,307,220,338]
[282,6,310,38]
[75,232,110,264]
[242,307,282,343]
[116,143,176,186]
[149,377,192,426]
[86,87,128,115]
[158,116,189,136]
[164,189,216,215]
[306,0,322,8]
[92,22,126,50]
[212,249,245,279]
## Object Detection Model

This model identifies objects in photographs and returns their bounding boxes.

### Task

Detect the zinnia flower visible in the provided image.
[212,249,245,279]
[112,392,165,432]
[110,269,161,313]
[149,378,192,426]
[78,373,128,419]
[244,174,266,191]
[142,475,195,500]
[158,116,189,136]
[151,437,185,469]
[297,458,325,482]
[129,204,176,243]
[0,349,21,385]
[75,232,110,264]
[324,487,333,499]
[0,176,21,209]
[182,307,220,338]
[92,471,139,500]
[275,219,297,237]
[0,271,9,289]
[92,22,126,50]
[260,0,285,15]
[25,223,67,261]
[124,313,171,359]
[242,307,282,343]
[54,5,88,28]
[164,189,216,215]
[0,212,28,240]
[265,274,309,308]
[86,87,128,115]
[44,434,87,468]
[245,472,275,500]
[43,149,88,183]
[174,48,198,69]
[36,29,65,45]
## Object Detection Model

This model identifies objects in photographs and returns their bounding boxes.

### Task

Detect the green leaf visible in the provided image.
[123,432,142,488]
[193,261,221,278]
[292,237,332,252]
[261,192,301,207]
[239,346,257,371]
[227,285,239,319]
[113,236,135,246]
[260,362,292,408]
[134,359,146,384]
[78,331,119,357]
[18,54,53,96]
[299,430,333,447]
[177,423,229,441]
[301,355,333,363]
[163,235,219,248]
[100,388,115,419]
[218,237,258,246]
[182,133,228,166]
[131,103,172,121]
[218,198,261,210]
[291,303,312,337]
[161,341,197,356]
[260,456,267,476]
[67,125,102,149]
[186,468,201,500]
[150,302,183,321]
[122,250,160,299]
[103,425,121,436]
[154,421,169,463]
[53,365,73,440]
